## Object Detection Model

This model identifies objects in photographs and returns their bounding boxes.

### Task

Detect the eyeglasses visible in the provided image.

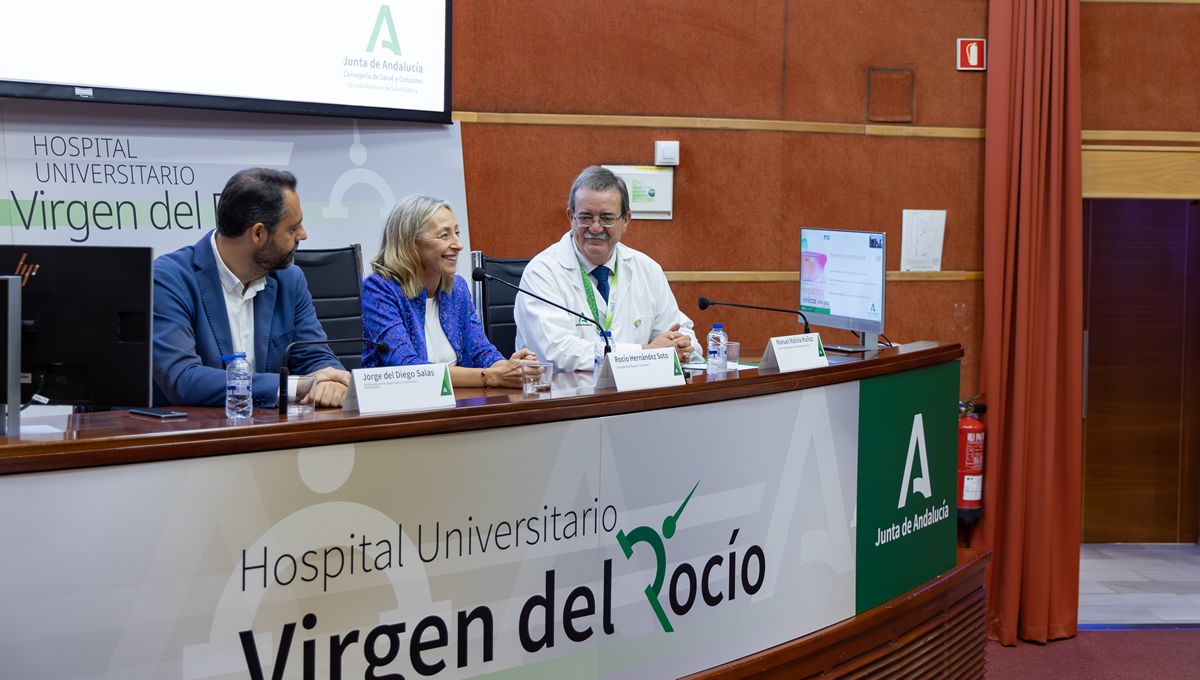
[572,212,623,228]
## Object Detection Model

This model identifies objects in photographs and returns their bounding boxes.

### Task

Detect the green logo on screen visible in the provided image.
[617,481,766,633]
[367,5,402,55]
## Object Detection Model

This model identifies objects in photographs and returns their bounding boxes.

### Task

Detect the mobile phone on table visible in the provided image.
[129,407,188,420]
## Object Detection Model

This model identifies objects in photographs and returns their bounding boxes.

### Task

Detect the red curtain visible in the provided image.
[971,0,1083,646]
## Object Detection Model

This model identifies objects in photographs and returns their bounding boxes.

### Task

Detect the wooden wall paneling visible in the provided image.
[865,135,984,272]
[783,0,989,127]
[454,1,989,419]
[780,132,875,233]
[1081,3,1200,132]
[1184,201,1200,542]
[454,0,991,127]
[1083,147,1200,200]
[887,280,982,397]
[453,112,864,135]
[1083,131,1200,144]
[461,123,985,395]
[1084,199,1190,542]
[460,124,788,269]
[1082,0,1200,543]
[780,129,985,395]
[888,270,983,281]
[452,1,787,118]
[866,68,915,123]
[865,124,982,139]
[780,134,984,272]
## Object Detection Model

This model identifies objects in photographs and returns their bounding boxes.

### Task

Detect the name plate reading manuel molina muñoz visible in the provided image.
[344,364,455,415]
[595,348,685,392]
[758,333,829,373]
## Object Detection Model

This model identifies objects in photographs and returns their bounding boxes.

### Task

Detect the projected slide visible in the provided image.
[800,229,885,333]
[0,1,448,119]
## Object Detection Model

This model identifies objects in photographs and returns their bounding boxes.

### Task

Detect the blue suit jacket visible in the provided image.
[152,233,342,407]
[360,273,504,369]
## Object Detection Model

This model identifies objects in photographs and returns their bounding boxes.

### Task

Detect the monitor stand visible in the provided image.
[824,332,880,354]
[0,276,20,436]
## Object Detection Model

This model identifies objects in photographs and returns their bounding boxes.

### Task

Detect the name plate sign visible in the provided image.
[758,333,829,373]
[595,348,685,392]
[344,363,455,414]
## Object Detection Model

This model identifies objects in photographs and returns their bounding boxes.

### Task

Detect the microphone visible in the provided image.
[698,297,811,334]
[278,337,388,414]
[472,267,611,355]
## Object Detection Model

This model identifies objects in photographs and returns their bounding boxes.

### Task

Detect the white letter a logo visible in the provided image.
[897,413,932,509]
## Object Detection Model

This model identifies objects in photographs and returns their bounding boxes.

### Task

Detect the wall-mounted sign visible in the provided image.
[956,38,987,71]
[602,165,674,220]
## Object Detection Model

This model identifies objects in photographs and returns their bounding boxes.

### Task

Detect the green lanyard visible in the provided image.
[578,258,617,331]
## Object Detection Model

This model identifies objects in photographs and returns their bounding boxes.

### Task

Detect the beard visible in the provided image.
[252,239,295,273]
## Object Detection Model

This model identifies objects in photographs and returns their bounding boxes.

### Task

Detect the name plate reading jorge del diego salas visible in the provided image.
[595,348,686,392]
[344,363,455,414]
[758,333,829,373]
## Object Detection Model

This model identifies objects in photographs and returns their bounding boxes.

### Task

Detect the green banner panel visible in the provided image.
[855,360,959,613]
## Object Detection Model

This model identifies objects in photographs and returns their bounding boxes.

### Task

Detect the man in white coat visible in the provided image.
[514,165,698,372]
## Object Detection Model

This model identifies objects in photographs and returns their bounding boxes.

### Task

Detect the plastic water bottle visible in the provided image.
[223,352,253,419]
[594,331,613,375]
[707,323,728,373]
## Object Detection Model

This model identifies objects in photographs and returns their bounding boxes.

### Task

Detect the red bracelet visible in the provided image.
[481,369,488,387]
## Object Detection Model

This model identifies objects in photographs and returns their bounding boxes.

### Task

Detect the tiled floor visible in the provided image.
[1079,543,1200,627]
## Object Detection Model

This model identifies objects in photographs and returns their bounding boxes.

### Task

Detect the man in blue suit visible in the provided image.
[153,168,350,407]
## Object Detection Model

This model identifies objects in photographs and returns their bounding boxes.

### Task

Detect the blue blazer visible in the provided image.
[152,233,341,407]
[360,273,504,369]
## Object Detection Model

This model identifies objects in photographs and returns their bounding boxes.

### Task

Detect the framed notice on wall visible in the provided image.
[602,165,674,220]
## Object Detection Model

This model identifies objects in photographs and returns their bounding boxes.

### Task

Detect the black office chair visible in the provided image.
[293,244,365,370]
[470,251,531,358]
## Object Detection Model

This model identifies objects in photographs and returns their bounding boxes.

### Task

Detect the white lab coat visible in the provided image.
[514,232,698,372]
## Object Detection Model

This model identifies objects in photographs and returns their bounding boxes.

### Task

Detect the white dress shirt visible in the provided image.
[212,231,267,368]
[424,295,458,365]
[514,232,698,372]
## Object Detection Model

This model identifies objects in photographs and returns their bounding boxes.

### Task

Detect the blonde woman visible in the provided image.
[361,195,536,387]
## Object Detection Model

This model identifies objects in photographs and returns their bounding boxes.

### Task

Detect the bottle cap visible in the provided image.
[220,352,247,362]
[713,323,723,329]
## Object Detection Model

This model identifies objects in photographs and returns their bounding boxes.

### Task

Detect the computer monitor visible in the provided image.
[0,245,153,408]
[799,228,886,351]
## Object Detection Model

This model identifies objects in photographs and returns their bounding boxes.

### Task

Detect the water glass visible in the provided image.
[521,361,553,396]
[287,374,315,416]
[726,341,741,371]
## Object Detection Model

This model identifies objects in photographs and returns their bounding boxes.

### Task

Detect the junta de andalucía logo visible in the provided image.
[367,5,402,55]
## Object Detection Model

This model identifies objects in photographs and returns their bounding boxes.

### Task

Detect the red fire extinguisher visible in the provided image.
[958,397,986,524]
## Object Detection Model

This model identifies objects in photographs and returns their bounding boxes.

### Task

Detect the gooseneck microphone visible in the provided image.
[472,267,611,355]
[697,297,811,334]
[278,337,389,414]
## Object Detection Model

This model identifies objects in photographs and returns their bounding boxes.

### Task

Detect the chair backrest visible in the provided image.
[470,251,530,358]
[293,244,364,370]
